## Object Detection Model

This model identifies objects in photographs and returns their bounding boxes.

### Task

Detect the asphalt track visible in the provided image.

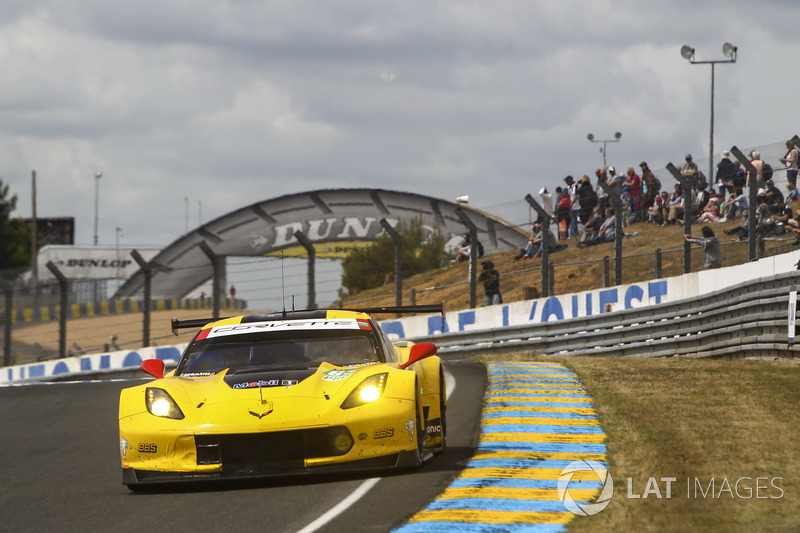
[0,360,487,533]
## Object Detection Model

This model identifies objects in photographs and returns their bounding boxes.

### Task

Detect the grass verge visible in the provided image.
[534,356,800,532]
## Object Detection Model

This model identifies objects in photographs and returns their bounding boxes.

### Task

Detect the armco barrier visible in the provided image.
[2,344,188,385]
[412,270,800,360]
[4,254,800,384]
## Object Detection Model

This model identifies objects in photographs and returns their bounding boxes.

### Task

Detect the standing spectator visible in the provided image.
[623,166,643,219]
[229,284,237,299]
[683,226,722,269]
[747,150,764,188]
[640,162,660,212]
[606,166,623,198]
[733,160,746,188]
[595,168,609,212]
[681,154,699,189]
[538,186,553,219]
[564,175,580,238]
[716,151,736,194]
[577,175,598,224]
[779,140,799,188]
[555,189,571,241]
[477,259,502,306]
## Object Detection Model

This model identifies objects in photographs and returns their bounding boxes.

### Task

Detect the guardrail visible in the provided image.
[412,270,800,360]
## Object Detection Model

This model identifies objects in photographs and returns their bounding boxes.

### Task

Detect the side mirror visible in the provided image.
[398,342,438,370]
[141,359,165,379]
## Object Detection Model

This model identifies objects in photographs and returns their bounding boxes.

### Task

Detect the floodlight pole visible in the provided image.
[681,44,738,186]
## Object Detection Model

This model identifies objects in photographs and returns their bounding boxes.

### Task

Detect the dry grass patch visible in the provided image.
[538,356,800,532]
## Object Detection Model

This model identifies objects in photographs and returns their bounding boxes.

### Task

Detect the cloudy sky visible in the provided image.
[3,0,800,250]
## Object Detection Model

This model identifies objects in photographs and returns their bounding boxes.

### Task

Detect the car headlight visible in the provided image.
[340,373,388,410]
[145,387,185,420]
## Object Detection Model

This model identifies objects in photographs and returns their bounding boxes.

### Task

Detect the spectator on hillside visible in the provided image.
[578,207,616,248]
[538,186,553,220]
[770,199,792,236]
[716,151,736,194]
[451,233,471,263]
[682,154,699,189]
[477,259,502,306]
[665,184,685,226]
[606,166,623,198]
[555,188,571,240]
[787,183,800,202]
[733,160,746,188]
[763,179,784,212]
[648,191,670,225]
[723,186,748,220]
[564,175,581,237]
[577,175,598,223]
[780,140,799,188]
[640,162,660,211]
[695,195,722,224]
[623,167,643,220]
[595,168,609,212]
[683,226,722,269]
[580,206,604,243]
[748,150,764,188]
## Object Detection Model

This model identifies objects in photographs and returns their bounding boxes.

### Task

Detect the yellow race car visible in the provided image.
[118,304,447,489]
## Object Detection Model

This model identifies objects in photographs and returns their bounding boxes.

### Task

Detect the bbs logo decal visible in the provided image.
[373,428,394,439]
[138,443,158,453]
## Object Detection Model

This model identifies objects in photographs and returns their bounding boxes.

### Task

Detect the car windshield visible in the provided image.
[176,333,380,376]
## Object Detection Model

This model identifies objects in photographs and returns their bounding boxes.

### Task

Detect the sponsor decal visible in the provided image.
[233,380,280,389]
[373,428,394,439]
[207,319,363,338]
[138,443,158,453]
[322,369,357,382]
[357,320,372,330]
[404,417,416,441]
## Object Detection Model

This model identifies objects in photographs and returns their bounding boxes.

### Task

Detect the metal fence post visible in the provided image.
[130,250,152,347]
[666,163,694,273]
[730,146,759,262]
[655,248,662,279]
[45,261,68,358]
[3,282,12,366]
[524,194,553,297]
[379,219,403,309]
[455,207,479,309]
[603,256,610,287]
[198,241,222,319]
[293,231,317,309]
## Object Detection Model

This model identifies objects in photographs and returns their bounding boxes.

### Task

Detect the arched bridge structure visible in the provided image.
[115,188,528,300]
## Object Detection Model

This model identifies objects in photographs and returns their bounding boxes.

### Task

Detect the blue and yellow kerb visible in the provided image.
[394,361,608,532]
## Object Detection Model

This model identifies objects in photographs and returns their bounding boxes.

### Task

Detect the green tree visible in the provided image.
[0,179,32,274]
[340,216,448,294]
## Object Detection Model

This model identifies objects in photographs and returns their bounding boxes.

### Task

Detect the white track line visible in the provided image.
[297,367,456,533]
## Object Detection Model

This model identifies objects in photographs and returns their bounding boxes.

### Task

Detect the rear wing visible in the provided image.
[170,301,446,336]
